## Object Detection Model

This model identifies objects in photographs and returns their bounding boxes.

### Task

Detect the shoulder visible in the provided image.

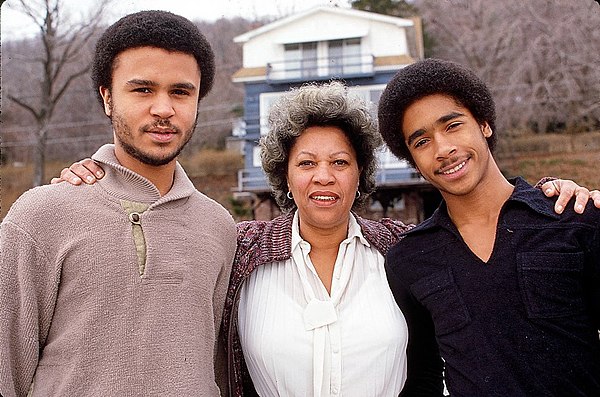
[357,215,412,237]
[356,215,414,254]
[4,183,85,224]
[236,219,270,247]
[189,191,236,228]
[2,183,93,250]
[236,213,292,246]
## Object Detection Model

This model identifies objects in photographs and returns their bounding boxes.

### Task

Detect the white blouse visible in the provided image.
[238,213,408,397]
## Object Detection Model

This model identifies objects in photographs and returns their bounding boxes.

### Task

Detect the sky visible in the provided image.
[1,0,350,41]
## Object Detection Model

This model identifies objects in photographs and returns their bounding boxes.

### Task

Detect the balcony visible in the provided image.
[266,54,375,83]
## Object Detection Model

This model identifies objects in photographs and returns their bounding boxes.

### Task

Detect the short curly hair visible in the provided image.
[261,81,382,212]
[378,58,496,166]
[92,10,215,107]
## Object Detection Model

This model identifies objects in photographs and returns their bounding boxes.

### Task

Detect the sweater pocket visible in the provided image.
[410,268,471,336]
[517,251,585,318]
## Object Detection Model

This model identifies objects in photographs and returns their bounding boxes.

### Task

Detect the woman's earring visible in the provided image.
[287,191,293,200]
[355,190,361,199]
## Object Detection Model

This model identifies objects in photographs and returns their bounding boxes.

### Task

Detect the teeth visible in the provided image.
[312,195,336,201]
[442,161,466,175]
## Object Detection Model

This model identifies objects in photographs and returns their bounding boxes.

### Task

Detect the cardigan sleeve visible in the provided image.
[0,221,58,397]
[212,218,237,396]
[385,249,445,397]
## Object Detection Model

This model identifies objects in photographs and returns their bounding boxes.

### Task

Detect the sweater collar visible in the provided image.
[91,144,196,207]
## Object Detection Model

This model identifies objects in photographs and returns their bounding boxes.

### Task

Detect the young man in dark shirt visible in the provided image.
[378,58,600,396]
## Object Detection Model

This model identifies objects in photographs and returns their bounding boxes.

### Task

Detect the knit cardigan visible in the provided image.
[222,211,412,396]
[0,144,237,397]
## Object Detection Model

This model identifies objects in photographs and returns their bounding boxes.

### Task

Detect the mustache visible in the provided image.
[435,155,467,174]
[141,119,181,132]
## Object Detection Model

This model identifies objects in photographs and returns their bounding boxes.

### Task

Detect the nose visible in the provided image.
[434,134,457,160]
[313,163,335,185]
[150,94,175,119]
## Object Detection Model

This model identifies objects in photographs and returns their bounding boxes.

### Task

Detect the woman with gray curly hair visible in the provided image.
[223,81,420,397]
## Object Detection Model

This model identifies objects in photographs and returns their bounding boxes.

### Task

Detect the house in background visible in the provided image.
[231,5,440,223]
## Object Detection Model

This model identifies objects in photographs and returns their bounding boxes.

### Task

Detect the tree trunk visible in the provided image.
[33,125,48,187]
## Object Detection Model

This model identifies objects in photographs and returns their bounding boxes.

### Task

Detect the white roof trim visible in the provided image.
[234,5,413,43]
[274,28,368,44]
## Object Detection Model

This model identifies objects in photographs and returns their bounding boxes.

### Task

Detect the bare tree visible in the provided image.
[5,0,112,186]
[415,0,600,135]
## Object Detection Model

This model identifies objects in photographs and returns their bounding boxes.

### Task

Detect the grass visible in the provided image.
[499,152,599,188]
[1,150,245,220]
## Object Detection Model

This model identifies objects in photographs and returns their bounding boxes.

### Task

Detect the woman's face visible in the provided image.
[287,125,360,233]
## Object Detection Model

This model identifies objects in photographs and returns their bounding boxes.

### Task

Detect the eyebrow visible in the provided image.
[126,79,157,87]
[126,79,197,91]
[294,150,352,158]
[406,111,466,147]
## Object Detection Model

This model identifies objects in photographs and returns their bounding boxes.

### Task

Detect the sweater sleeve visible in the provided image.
[0,221,59,397]
[385,250,445,397]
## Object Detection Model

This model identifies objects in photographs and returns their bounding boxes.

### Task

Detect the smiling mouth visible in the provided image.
[440,160,467,175]
[311,195,337,201]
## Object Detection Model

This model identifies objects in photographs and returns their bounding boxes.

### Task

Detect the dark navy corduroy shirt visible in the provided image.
[388,177,600,397]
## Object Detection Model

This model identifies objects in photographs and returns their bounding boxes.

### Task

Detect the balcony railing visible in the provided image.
[266,54,375,82]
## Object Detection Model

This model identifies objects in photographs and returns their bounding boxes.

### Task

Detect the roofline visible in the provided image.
[234,5,414,43]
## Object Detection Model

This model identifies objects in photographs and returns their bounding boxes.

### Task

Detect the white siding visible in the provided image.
[241,9,410,68]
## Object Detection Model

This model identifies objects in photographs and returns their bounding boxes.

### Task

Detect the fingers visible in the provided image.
[547,179,592,214]
[553,180,576,214]
[50,176,66,184]
[542,180,559,197]
[59,167,83,185]
[79,158,105,179]
[590,190,600,209]
[68,162,98,184]
[571,187,590,214]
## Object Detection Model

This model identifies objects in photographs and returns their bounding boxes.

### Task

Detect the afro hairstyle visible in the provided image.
[91,10,215,107]
[377,58,497,166]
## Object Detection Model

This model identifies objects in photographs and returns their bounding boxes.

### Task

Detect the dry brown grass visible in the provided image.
[1,150,244,220]
[499,151,600,188]
[496,132,600,188]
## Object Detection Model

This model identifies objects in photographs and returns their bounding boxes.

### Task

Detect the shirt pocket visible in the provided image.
[410,268,471,336]
[517,251,585,318]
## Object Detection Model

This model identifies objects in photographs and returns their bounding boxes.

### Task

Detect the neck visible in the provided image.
[444,161,513,227]
[114,147,176,196]
[298,215,349,252]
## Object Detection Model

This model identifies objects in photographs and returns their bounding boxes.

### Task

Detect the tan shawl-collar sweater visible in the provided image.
[0,144,236,397]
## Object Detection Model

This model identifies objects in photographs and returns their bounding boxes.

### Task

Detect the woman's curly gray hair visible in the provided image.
[260,81,382,212]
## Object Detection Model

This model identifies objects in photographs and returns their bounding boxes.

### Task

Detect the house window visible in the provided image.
[284,42,318,79]
[328,38,362,76]
[259,91,285,135]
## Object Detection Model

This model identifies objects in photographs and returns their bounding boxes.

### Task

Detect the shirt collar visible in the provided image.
[406,176,560,235]
[291,211,370,253]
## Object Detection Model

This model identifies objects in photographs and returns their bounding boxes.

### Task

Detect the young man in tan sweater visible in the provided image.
[0,11,236,397]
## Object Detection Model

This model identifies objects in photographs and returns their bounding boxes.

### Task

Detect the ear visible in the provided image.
[481,122,493,138]
[99,86,112,117]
